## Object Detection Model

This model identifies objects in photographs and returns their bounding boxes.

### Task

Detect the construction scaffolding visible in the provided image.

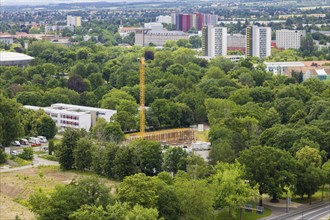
[126,128,195,144]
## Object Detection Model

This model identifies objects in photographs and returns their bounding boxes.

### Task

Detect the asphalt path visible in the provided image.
[267,203,330,220]
[0,154,59,173]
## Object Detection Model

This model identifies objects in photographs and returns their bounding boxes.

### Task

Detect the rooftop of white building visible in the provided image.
[264,62,305,67]
[0,51,34,62]
[51,103,116,113]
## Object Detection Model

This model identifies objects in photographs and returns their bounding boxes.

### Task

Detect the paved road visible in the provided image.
[267,203,330,220]
[0,154,59,173]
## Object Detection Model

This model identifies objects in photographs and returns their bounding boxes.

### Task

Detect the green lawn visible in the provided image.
[217,207,272,220]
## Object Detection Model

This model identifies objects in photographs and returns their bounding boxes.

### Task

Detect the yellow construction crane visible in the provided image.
[139,57,145,138]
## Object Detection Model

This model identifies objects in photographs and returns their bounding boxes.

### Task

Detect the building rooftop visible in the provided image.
[264,62,305,67]
[51,103,116,113]
[0,52,34,66]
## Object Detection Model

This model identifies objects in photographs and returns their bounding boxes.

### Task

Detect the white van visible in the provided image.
[37,136,47,143]
[29,137,40,144]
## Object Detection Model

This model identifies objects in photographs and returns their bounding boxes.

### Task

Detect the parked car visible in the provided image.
[12,141,20,146]
[20,139,29,145]
[37,136,47,143]
[29,137,40,144]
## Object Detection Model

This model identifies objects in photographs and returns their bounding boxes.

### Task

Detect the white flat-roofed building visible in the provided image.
[264,61,305,75]
[144,22,164,31]
[51,103,116,125]
[24,104,117,132]
[156,15,172,24]
[276,30,306,49]
[135,30,189,46]
[0,52,34,66]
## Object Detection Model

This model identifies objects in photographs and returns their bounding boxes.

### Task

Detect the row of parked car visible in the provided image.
[12,136,48,147]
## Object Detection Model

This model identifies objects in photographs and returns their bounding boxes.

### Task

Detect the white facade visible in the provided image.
[0,36,13,45]
[276,30,306,49]
[67,16,81,27]
[202,26,227,57]
[211,27,227,57]
[24,104,117,132]
[156,15,172,24]
[247,25,271,58]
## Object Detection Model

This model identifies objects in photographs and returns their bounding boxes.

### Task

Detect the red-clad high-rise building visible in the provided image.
[195,13,204,31]
[180,14,191,32]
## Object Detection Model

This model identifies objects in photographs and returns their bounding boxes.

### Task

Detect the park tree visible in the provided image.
[58,128,86,170]
[294,165,325,203]
[0,95,23,147]
[73,138,93,171]
[36,115,57,139]
[100,89,135,109]
[295,146,322,168]
[90,118,124,143]
[67,75,88,93]
[130,139,163,176]
[91,143,119,178]
[162,147,188,174]
[212,162,259,217]
[29,178,111,220]
[117,173,161,208]
[189,35,201,48]
[239,146,298,205]
[174,177,215,220]
[112,145,140,180]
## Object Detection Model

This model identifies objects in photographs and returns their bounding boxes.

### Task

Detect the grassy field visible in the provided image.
[217,207,272,220]
[0,166,118,220]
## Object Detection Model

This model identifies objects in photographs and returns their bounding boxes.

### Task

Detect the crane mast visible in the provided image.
[139,57,145,137]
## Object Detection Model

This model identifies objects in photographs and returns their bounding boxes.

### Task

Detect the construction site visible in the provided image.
[125,55,204,147]
[125,128,196,146]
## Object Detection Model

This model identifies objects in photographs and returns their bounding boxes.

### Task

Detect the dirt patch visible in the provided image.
[0,166,119,218]
[0,193,36,220]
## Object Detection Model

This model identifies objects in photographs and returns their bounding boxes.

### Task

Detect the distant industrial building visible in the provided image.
[156,15,172,24]
[246,25,271,58]
[202,25,227,57]
[276,29,306,49]
[67,15,81,27]
[227,34,245,52]
[0,52,34,66]
[24,103,117,132]
[135,30,189,47]
[0,35,14,45]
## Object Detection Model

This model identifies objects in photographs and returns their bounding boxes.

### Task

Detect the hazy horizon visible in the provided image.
[1,0,168,6]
